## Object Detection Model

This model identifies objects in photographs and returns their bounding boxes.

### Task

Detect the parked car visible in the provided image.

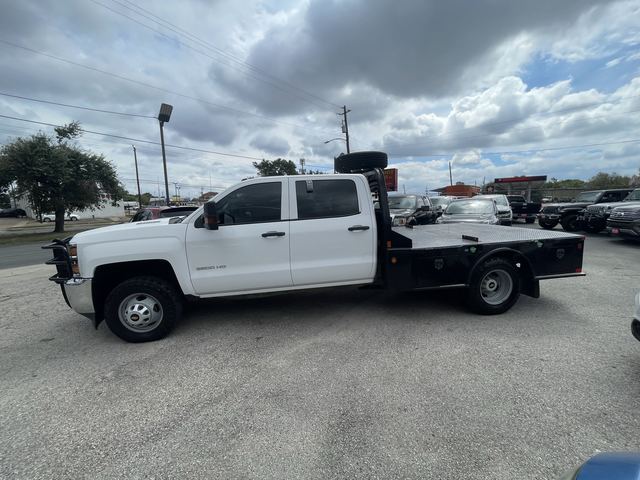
[475,194,512,225]
[0,208,27,218]
[506,195,541,224]
[388,193,437,226]
[607,203,640,240]
[429,196,454,216]
[632,292,640,343]
[437,198,500,225]
[42,212,80,222]
[579,188,640,233]
[129,206,198,222]
[538,188,634,232]
[43,151,585,343]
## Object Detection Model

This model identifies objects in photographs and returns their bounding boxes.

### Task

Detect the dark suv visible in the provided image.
[388,193,437,226]
[580,188,640,233]
[538,189,633,232]
[607,204,640,240]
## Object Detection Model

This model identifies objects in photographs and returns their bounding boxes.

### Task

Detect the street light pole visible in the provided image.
[132,145,142,208]
[157,103,173,206]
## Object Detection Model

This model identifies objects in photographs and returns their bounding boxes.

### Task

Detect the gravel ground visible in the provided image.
[0,229,638,479]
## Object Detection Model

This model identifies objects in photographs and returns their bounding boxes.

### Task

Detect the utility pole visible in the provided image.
[339,105,351,153]
[449,161,453,186]
[132,145,142,207]
[299,158,306,174]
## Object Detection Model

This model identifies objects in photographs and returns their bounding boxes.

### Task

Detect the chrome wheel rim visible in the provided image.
[480,269,513,306]
[118,293,163,332]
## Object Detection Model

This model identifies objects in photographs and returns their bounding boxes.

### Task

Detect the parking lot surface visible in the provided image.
[0,228,638,479]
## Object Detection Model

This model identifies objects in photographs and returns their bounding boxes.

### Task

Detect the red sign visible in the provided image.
[494,175,547,183]
[384,168,398,192]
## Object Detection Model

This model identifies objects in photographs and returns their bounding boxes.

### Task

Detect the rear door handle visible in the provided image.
[348,225,370,232]
[261,231,286,238]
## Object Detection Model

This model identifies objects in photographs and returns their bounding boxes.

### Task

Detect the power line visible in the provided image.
[387,138,640,159]
[0,113,266,161]
[0,39,334,133]
[0,91,155,118]
[113,0,341,109]
[90,0,338,111]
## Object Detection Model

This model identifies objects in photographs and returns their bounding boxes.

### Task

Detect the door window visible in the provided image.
[296,179,359,219]
[215,182,282,225]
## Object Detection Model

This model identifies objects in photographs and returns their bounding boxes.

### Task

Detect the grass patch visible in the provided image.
[0,227,98,246]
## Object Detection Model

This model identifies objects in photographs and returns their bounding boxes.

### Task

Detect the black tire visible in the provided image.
[560,214,579,232]
[538,218,558,230]
[334,151,387,173]
[70,216,78,221]
[43,217,51,222]
[525,218,535,224]
[103,276,182,343]
[466,258,521,315]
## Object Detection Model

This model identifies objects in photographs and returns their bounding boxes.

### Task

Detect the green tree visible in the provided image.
[0,122,125,233]
[252,158,298,176]
[586,172,631,188]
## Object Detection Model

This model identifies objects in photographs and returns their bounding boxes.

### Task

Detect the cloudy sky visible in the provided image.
[1,0,639,198]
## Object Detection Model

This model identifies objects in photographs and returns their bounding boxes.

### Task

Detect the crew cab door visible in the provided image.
[186,179,292,295]
[288,176,376,286]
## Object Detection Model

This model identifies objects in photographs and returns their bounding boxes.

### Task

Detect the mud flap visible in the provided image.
[521,278,540,298]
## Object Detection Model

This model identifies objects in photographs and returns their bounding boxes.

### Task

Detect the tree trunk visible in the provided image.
[54,204,65,233]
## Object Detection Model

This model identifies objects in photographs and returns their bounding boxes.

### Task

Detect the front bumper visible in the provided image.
[606,220,640,237]
[62,278,95,319]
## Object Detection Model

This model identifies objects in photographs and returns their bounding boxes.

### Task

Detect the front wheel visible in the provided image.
[538,218,558,230]
[560,214,579,232]
[466,258,520,314]
[103,276,182,342]
[43,217,51,222]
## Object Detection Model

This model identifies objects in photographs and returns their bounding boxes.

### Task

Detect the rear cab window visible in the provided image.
[295,179,359,219]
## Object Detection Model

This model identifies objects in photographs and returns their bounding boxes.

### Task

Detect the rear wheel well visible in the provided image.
[469,250,538,298]
[92,260,183,322]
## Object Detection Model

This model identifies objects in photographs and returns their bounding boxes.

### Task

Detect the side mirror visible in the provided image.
[203,202,219,230]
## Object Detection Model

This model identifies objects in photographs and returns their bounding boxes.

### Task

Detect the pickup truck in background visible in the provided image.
[506,195,541,224]
[579,188,640,233]
[538,188,633,232]
[44,151,586,343]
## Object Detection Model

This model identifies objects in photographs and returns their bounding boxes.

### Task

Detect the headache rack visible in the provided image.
[42,238,73,284]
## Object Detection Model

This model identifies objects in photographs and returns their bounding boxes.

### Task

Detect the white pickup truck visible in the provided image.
[44,152,585,342]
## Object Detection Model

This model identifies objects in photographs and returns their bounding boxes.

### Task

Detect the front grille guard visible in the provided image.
[42,238,73,284]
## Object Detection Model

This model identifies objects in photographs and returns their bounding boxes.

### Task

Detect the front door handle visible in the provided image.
[261,231,286,238]
[348,225,370,232]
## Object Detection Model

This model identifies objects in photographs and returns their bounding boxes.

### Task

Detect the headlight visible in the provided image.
[67,243,80,276]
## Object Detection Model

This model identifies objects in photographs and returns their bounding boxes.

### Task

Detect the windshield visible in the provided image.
[388,196,417,209]
[430,197,450,206]
[445,200,495,215]
[479,195,509,206]
[624,189,640,201]
[575,191,602,202]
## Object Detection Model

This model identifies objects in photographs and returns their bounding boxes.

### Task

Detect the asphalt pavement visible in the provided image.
[0,226,638,479]
[0,242,52,269]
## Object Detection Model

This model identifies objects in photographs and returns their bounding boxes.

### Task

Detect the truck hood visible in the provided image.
[543,202,592,209]
[389,208,414,217]
[71,218,187,245]
[588,200,640,211]
[439,214,497,224]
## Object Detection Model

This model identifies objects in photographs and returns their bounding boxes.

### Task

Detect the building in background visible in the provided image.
[433,183,481,197]
[16,193,124,219]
